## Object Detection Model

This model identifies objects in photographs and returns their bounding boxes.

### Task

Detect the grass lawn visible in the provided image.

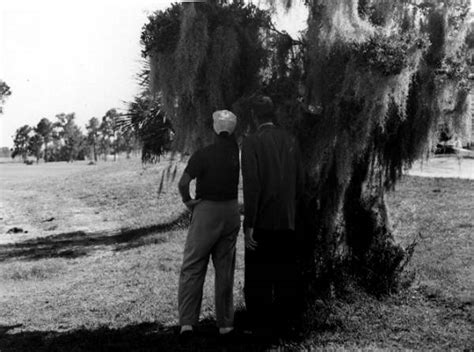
[0,158,472,351]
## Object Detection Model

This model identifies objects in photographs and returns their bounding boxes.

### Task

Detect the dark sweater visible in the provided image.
[242,124,304,231]
[185,135,239,201]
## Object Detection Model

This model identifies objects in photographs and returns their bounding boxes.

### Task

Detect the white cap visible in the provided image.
[212,110,237,135]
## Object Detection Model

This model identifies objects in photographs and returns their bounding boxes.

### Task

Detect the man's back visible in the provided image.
[186,135,239,201]
[242,124,303,231]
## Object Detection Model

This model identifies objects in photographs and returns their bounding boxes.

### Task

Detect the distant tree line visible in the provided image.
[11,109,139,163]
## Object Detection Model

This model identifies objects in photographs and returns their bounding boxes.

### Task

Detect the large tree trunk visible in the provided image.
[93,142,97,162]
[44,141,48,163]
[298,150,406,308]
[343,155,405,294]
[295,0,416,304]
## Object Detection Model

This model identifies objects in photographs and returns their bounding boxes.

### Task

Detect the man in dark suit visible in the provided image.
[241,96,304,336]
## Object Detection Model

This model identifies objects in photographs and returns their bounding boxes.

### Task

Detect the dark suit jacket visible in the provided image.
[242,123,304,231]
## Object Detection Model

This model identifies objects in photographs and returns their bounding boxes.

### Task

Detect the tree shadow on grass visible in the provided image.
[0,212,190,262]
[0,319,277,352]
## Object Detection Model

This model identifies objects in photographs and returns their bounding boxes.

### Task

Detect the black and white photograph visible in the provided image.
[0,0,473,351]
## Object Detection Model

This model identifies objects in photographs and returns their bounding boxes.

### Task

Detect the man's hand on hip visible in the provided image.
[245,227,258,250]
[184,199,201,211]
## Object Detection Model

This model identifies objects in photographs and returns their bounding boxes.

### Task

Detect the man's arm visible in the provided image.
[178,171,192,203]
[294,138,304,200]
[178,151,202,210]
[178,172,201,210]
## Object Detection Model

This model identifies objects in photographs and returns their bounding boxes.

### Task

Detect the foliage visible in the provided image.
[466,21,474,52]
[0,80,11,114]
[424,1,470,146]
[297,0,470,298]
[86,117,100,162]
[54,113,86,162]
[125,94,173,163]
[140,0,471,301]
[122,62,173,163]
[0,147,10,158]
[28,134,43,162]
[11,110,141,163]
[142,2,271,152]
[101,109,121,161]
[12,125,32,162]
[116,126,138,159]
[353,32,428,76]
[35,118,53,162]
[141,4,182,56]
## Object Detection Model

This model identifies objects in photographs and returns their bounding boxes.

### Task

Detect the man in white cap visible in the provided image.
[177,110,240,341]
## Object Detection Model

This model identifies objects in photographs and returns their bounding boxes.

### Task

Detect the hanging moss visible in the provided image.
[295,0,470,297]
[175,4,210,98]
[352,32,427,76]
[141,4,182,56]
[207,25,240,109]
[142,1,270,153]
[139,0,471,298]
[425,10,447,68]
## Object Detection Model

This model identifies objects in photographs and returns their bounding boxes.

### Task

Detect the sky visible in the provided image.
[0,0,168,147]
[0,0,307,148]
[1,1,470,148]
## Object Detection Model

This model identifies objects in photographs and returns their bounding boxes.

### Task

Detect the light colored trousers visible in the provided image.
[178,199,240,328]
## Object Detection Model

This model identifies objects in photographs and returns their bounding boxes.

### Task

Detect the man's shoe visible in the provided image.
[218,328,238,344]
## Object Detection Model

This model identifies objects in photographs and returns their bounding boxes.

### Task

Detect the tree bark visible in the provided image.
[343,154,405,295]
[44,141,48,163]
[298,139,407,306]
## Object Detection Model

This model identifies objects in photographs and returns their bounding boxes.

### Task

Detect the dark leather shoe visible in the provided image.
[218,329,239,344]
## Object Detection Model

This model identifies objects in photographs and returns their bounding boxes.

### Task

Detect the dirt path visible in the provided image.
[0,159,185,246]
[0,162,121,245]
[0,188,118,245]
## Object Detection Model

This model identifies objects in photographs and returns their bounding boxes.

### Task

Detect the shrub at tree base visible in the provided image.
[141,0,470,319]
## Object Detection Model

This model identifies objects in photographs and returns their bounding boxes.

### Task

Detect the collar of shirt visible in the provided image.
[257,122,275,130]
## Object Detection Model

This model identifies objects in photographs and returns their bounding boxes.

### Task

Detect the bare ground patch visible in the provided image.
[0,158,186,245]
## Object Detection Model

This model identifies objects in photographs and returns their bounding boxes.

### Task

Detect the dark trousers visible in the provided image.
[244,229,301,330]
